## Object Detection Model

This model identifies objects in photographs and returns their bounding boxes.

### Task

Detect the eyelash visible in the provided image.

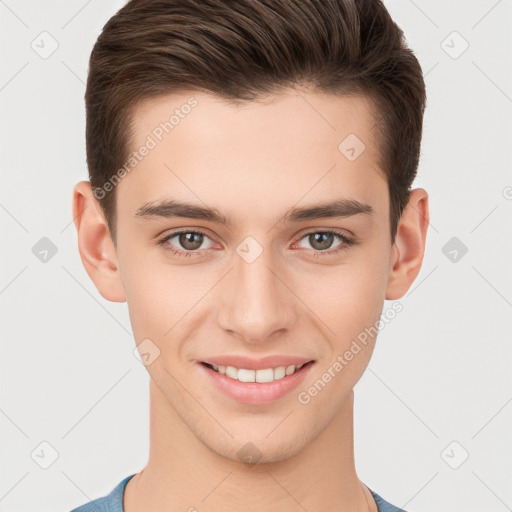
[156,228,354,258]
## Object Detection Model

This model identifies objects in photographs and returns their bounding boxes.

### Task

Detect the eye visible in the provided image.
[157,229,215,257]
[294,230,354,256]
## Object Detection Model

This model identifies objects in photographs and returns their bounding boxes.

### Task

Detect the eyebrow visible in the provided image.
[134,197,374,225]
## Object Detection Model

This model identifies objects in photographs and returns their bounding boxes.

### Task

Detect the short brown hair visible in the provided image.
[85,0,426,246]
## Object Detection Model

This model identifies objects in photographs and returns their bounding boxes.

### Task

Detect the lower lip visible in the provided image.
[198,361,315,405]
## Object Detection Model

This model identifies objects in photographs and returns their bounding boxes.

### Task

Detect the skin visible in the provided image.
[72,87,429,512]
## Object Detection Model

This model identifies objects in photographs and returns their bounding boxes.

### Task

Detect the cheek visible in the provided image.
[307,261,388,342]
[121,253,209,344]
[298,248,391,380]
[119,251,174,338]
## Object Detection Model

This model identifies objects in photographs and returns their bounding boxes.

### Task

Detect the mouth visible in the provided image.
[198,359,316,405]
[200,360,315,383]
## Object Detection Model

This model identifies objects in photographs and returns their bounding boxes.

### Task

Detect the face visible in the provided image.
[101,88,399,463]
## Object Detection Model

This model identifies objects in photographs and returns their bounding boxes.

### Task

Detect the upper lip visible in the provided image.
[200,355,315,370]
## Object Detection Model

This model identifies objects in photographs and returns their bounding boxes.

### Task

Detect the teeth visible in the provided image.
[274,366,286,380]
[226,366,238,379]
[208,362,309,383]
[255,368,274,383]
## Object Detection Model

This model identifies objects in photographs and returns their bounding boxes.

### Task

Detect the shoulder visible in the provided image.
[369,488,408,512]
[68,474,136,512]
[70,495,109,512]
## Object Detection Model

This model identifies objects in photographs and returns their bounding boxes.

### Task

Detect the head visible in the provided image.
[73,0,429,463]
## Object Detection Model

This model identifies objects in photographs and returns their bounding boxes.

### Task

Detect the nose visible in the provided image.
[217,245,298,344]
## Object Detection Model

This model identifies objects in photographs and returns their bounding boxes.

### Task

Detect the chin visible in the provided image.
[205,430,313,467]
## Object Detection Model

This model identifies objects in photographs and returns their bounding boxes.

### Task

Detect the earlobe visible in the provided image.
[72,180,126,303]
[385,188,429,300]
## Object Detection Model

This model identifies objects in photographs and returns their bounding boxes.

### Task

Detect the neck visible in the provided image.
[124,380,376,512]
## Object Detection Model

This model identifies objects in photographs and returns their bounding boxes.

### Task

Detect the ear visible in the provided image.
[72,180,126,302]
[386,188,429,300]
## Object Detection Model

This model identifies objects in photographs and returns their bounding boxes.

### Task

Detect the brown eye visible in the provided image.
[177,232,204,251]
[294,230,354,256]
[157,229,215,256]
[307,232,335,251]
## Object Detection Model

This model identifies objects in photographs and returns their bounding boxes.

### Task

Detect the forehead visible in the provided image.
[117,88,387,222]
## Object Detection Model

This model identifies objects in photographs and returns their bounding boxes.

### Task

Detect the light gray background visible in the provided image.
[1,1,511,511]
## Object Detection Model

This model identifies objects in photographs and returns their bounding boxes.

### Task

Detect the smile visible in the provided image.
[199,360,316,405]
[203,362,312,383]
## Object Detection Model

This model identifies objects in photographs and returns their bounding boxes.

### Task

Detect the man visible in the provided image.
[71,1,429,510]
